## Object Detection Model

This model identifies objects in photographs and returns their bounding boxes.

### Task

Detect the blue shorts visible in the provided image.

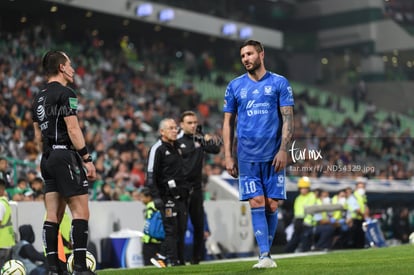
[238,161,286,201]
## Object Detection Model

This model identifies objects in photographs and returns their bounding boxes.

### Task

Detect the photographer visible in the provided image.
[177,111,221,264]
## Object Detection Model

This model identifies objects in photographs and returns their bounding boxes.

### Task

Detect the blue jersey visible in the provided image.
[223,71,294,162]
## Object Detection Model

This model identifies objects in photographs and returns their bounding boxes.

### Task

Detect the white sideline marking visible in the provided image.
[199,251,328,265]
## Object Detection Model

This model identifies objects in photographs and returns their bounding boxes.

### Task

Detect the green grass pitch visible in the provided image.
[96,244,414,275]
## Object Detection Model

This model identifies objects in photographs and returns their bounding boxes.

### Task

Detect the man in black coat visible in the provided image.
[177,111,221,264]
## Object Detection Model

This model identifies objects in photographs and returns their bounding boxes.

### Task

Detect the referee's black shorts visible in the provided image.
[41,148,89,198]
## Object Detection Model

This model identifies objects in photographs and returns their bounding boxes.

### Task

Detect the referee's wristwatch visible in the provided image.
[83,155,93,163]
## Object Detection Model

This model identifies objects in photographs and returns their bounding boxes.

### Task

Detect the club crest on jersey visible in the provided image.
[264,86,272,95]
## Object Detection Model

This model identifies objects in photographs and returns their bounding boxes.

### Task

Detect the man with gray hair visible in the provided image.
[146,118,190,267]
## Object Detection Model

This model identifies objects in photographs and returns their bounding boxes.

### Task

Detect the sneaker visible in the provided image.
[252,256,277,268]
[151,253,167,268]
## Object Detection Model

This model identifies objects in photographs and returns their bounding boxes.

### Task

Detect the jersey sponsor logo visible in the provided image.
[69,97,78,110]
[264,86,272,95]
[37,105,46,121]
[246,100,255,109]
[246,100,270,116]
[246,100,270,109]
[223,99,227,108]
[247,109,269,116]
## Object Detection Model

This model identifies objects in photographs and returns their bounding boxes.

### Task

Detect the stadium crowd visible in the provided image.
[0,23,414,206]
[0,24,226,203]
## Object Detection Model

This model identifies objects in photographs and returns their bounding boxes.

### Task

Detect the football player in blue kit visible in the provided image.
[222,40,294,268]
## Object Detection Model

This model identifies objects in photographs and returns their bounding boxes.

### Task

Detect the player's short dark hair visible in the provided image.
[42,50,68,76]
[240,40,264,53]
[180,110,196,122]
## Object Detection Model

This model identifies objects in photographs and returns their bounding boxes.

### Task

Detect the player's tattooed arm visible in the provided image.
[279,106,294,152]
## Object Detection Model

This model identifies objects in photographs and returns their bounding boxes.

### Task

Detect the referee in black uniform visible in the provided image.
[177,111,221,264]
[32,50,96,275]
[146,118,190,267]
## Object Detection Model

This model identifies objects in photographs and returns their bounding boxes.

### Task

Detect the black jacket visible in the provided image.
[177,133,220,189]
[146,139,189,200]
[17,224,46,262]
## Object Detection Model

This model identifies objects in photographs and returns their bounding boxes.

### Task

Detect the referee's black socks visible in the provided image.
[43,221,60,272]
[72,219,89,271]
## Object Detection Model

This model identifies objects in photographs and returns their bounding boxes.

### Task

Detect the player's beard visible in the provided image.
[245,59,261,74]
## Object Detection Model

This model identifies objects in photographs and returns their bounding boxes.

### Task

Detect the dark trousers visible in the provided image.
[142,242,161,266]
[350,219,365,248]
[188,188,205,264]
[284,218,313,253]
[314,224,335,250]
[160,198,188,264]
[285,219,303,253]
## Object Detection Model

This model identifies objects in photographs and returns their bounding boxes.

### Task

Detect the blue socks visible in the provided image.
[251,207,269,255]
[266,209,278,248]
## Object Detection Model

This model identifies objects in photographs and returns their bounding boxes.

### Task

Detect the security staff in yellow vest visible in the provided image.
[284,177,316,253]
[346,177,369,248]
[60,212,73,258]
[331,189,349,249]
[139,187,163,266]
[0,178,16,268]
[313,190,336,250]
[58,212,73,271]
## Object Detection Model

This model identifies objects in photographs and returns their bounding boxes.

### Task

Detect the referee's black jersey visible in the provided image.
[31,81,78,152]
[146,139,188,199]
